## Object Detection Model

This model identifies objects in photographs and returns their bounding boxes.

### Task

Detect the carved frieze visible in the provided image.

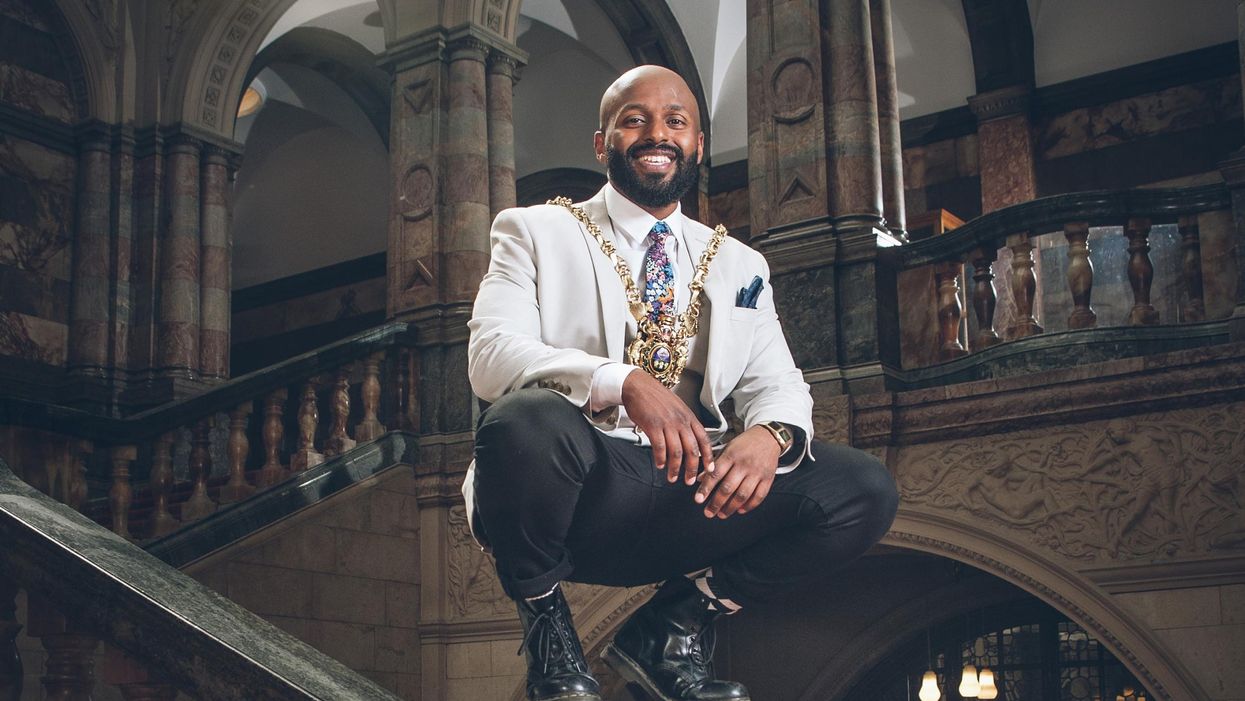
[898,403,1245,562]
[446,505,510,618]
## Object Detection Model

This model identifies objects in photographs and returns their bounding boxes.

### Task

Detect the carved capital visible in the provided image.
[968,84,1032,123]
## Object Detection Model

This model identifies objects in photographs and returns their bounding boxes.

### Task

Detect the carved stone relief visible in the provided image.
[446,505,511,618]
[898,403,1245,562]
[400,165,434,221]
[771,58,816,124]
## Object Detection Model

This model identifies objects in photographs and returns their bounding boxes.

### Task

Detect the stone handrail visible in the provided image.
[0,458,401,700]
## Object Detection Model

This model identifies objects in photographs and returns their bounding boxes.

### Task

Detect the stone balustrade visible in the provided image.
[885,184,1237,375]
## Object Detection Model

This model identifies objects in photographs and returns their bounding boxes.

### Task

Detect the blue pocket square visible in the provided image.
[736,276,763,309]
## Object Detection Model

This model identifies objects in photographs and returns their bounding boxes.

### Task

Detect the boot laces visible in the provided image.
[518,609,583,675]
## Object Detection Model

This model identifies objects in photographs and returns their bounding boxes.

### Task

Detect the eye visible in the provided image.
[623,115,645,126]
[668,116,686,127]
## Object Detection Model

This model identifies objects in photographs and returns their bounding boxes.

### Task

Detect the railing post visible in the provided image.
[324,366,356,457]
[27,597,96,701]
[1125,217,1160,325]
[1006,232,1044,338]
[935,261,967,360]
[0,578,21,701]
[969,246,1001,349]
[256,388,288,487]
[290,379,324,473]
[1064,221,1097,329]
[148,432,179,538]
[182,418,217,522]
[219,402,255,504]
[355,352,386,441]
[108,446,137,541]
[1178,215,1206,322]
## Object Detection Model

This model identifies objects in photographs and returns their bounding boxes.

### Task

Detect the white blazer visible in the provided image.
[463,187,814,537]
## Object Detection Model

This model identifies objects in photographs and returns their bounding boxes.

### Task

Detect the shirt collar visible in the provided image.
[604,182,683,249]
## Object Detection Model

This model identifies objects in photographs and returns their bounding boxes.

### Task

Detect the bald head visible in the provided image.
[598,65,700,132]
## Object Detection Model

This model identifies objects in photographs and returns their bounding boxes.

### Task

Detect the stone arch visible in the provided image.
[515,168,606,207]
[44,0,109,121]
[961,0,1035,92]
[881,511,1207,701]
[245,26,390,147]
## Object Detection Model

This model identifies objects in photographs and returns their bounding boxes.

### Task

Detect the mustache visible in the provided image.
[627,143,682,160]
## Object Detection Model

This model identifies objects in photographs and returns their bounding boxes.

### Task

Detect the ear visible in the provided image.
[594,131,606,162]
[696,131,704,164]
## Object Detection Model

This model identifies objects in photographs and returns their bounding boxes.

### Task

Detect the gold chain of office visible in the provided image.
[549,196,727,388]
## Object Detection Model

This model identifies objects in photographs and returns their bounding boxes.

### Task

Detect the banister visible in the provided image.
[0,321,416,444]
[887,183,1230,268]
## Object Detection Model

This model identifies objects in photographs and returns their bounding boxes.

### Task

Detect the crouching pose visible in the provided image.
[464,65,899,701]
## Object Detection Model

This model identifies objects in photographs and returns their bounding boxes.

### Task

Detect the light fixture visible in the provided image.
[919,628,941,701]
[237,78,267,118]
[978,667,998,699]
[959,663,980,697]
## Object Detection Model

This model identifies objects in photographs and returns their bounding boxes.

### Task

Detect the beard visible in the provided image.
[606,141,700,210]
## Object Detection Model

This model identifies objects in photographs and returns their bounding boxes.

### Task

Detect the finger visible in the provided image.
[680,425,701,485]
[664,427,683,484]
[694,458,727,505]
[738,477,773,515]
[706,471,743,516]
[719,476,758,519]
[692,422,716,474]
[650,430,667,473]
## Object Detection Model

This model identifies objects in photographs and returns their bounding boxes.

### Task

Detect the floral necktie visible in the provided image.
[642,221,676,329]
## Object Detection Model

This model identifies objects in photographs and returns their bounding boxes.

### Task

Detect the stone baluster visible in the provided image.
[219,402,254,504]
[1006,233,1044,338]
[354,352,386,442]
[1179,215,1206,322]
[324,367,356,457]
[290,380,324,473]
[935,261,967,359]
[148,432,179,537]
[0,577,21,701]
[1125,217,1160,325]
[969,247,1002,349]
[1064,221,1097,329]
[39,630,97,701]
[108,445,137,540]
[182,418,217,521]
[255,389,288,487]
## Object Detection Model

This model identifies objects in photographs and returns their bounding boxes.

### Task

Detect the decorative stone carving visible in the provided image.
[771,58,816,124]
[399,165,434,221]
[898,403,1245,561]
[447,505,510,618]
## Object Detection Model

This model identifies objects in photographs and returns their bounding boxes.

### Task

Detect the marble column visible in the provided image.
[156,133,201,379]
[870,0,906,239]
[969,85,1042,335]
[444,36,493,304]
[1220,0,1245,340]
[486,51,520,217]
[128,129,163,378]
[108,128,135,379]
[825,0,884,234]
[198,146,231,381]
[68,122,113,376]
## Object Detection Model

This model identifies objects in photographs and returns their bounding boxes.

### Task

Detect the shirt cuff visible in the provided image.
[589,362,638,413]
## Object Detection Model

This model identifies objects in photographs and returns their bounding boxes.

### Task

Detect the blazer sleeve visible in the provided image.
[467,207,613,407]
[728,251,816,471]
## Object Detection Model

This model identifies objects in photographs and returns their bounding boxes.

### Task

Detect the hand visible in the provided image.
[622,370,716,485]
[694,426,781,519]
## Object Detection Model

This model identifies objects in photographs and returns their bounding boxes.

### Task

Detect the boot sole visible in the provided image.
[530,691,602,701]
[601,643,750,701]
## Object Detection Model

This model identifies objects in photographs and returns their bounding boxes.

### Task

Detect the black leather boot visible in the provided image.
[602,578,749,701]
[516,585,602,701]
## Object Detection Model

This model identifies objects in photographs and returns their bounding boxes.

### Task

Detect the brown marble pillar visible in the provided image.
[129,129,163,376]
[444,36,493,303]
[869,0,905,239]
[157,133,201,379]
[108,128,135,378]
[1221,0,1245,339]
[968,85,1037,212]
[824,0,884,232]
[68,122,113,376]
[486,50,520,218]
[198,146,231,381]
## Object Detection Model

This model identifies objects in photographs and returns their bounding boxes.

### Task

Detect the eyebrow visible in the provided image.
[618,102,690,115]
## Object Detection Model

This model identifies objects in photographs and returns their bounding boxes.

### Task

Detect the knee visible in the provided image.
[474,388,586,468]
[811,443,899,540]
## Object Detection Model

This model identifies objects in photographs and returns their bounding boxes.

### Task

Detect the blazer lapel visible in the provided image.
[682,217,734,410]
[578,192,629,361]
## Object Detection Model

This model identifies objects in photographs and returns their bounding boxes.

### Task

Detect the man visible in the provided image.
[465,65,898,701]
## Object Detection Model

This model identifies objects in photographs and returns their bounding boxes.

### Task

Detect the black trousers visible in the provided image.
[472,388,899,606]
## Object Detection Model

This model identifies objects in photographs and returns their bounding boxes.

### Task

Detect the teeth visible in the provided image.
[640,155,671,165]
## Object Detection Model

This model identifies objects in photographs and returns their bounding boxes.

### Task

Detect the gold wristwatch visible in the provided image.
[757,421,794,456]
